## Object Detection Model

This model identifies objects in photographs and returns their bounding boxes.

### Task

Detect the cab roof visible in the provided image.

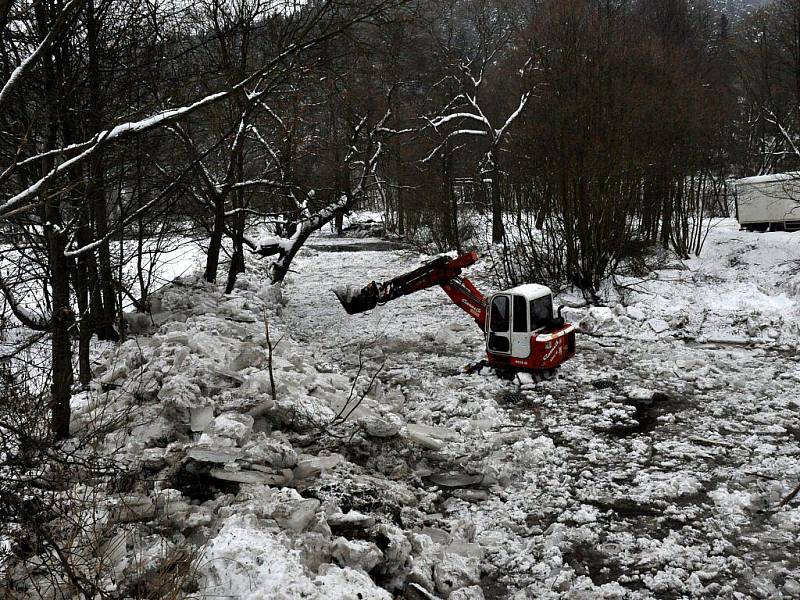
[500,284,552,301]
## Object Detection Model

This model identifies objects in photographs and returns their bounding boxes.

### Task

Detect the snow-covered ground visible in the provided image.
[5,218,800,599]
[611,219,800,344]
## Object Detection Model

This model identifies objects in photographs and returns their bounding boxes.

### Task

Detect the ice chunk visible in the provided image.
[326,510,376,529]
[242,436,298,469]
[229,342,266,371]
[199,514,326,598]
[404,583,441,599]
[187,443,243,464]
[374,524,413,590]
[293,454,343,480]
[210,467,291,485]
[580,306,620,334]
[109,494,155,523]
[627,306,646,320]
[406,424,460,449]
[158,374,202,421]
[258,282,283,306]
[173,346,189,369]
[359,411,402,437]
[648,318,670,334]
[209,412,254,445]
[784,579,800,596]
[406,429,443,450]
[450,587,485,600]
[141,447,167,469]
[331,537,384,572]
[433,552,481,597]
[271,498,321,532]
[100,364,128,386]
[190,403,214,432]
[624,387,656,402]
[315,564,393,599]
[428,473,482,488]
[705,334,750,345]
[121,369,160,400]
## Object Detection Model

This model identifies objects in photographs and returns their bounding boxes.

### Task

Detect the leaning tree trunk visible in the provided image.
[268,198,352,284]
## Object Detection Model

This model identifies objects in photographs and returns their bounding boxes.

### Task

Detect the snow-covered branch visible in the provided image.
[421,129,488,163]
[429,111,489,130]
[0,272,49,331]
[495,91,530,140]
[765,108,800,162]
[0,0,87,109]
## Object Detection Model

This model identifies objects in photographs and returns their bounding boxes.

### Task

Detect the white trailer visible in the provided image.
[735,172,800,232]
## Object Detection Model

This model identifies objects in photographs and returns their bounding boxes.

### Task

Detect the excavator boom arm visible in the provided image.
[334,252,487,328]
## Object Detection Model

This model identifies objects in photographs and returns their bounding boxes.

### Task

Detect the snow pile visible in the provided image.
[25,267,500,600]
[201,513,391,600]
[599,219,800,345]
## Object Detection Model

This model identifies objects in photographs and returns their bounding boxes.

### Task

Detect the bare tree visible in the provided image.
[422,0,531,244]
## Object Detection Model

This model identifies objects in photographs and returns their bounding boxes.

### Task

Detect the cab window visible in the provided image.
[530,295,553,329]
[513,295,527,332]
[489,296,509,332]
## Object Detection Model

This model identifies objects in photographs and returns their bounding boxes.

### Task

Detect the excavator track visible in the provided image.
[463,360,558,383]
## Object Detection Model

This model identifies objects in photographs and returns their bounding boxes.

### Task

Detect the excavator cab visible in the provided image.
[486,285,575,371]
[335,252,576,374]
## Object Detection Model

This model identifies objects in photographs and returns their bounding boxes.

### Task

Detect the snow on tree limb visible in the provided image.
[0,272,50,331]
[421,129,488,163]
[0,0,88,109]
[0,90,231,219]
[495,91,530,140]
[765,108,800,162]
[429,112,490,129]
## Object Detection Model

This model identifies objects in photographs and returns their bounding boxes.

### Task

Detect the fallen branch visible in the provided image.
[779,480,800,508]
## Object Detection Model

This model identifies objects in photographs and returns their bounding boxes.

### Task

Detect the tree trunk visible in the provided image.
[73,207,94,387]
[490,152,504,244]
[225,213,246,294]
[397,186,405,236]
[334,211,344,235]
[87,0,117,341]
[205,195,225,283]
[49,226,74,440]
[442,147,460,252]
[225,154,247,294]
[34,0,73,439]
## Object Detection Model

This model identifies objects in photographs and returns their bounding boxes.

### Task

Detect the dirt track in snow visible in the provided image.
[282,234,800,599]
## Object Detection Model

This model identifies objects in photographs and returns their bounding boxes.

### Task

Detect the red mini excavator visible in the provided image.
[334,252,576,374]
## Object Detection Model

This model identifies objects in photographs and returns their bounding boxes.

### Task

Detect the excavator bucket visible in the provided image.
[334,253,479,315]
[333,282,382,315]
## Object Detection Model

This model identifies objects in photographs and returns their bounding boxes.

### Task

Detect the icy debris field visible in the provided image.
[33,219,800,598]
